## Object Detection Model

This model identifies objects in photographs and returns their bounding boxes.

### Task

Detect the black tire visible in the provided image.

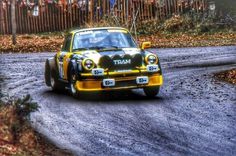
[45,60,51,87]
[143,86,160,97]
[69,67,79,97]
[45,59,64,91]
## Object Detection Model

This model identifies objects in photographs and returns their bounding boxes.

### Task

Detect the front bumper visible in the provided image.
[75,74,163,91]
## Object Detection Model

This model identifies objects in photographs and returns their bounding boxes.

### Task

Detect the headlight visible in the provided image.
[145,54,158,65]
[82,59,95,71]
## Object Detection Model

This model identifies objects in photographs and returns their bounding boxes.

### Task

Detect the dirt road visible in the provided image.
[0,46,236,156]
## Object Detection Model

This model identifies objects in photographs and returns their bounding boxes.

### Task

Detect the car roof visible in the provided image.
[70,27,129,34]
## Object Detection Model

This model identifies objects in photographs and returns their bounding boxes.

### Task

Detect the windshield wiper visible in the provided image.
[88,46,122,50]
[72,48,89,52]
[88,46,107,50]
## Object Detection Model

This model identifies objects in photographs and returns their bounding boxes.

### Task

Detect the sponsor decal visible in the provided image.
[113,59,131,65]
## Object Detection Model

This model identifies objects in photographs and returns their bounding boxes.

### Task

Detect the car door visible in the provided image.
[57,34,72,80]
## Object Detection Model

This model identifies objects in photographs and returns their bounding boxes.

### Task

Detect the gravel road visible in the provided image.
[0,46,236,156]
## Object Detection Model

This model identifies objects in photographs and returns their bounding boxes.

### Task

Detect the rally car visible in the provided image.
[45,27,163,97]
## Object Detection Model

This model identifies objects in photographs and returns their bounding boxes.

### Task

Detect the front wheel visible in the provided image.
[50,71,63,91]
[69,68,79,97]
[143,86,160,97]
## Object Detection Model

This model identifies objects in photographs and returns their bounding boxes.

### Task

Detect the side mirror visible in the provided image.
[141,42,151,50]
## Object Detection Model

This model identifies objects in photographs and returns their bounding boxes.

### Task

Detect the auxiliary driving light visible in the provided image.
[82,59,95,71]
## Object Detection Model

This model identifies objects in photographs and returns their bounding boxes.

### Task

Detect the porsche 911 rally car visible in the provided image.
[45,27,163,97]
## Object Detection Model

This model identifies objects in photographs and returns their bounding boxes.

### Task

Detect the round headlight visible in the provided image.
[82,59,95,71]
[145,54,158,65]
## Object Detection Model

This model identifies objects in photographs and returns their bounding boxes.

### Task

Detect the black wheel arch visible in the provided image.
[67,59,80,81]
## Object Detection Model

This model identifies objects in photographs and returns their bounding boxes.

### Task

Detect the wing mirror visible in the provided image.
[141,42,151,50]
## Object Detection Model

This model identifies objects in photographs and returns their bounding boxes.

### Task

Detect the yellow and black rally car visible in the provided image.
[45,27,163,97]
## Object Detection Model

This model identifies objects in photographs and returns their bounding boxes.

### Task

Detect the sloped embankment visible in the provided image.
[0,95,72,156]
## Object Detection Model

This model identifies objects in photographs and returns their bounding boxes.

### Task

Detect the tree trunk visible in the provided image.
[11,0,16,45]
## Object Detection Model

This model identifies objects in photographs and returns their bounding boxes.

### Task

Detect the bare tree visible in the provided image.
[11,0,16,45]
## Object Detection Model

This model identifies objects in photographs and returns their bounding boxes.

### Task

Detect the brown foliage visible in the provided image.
[138,32,236,48]
[163,15,194,32]
[0,31,235,53]
[0,35,64,53]
[0,99,72,156]
[215,69,236,85]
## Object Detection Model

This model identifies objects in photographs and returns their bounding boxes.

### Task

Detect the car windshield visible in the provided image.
[72,29,137,51]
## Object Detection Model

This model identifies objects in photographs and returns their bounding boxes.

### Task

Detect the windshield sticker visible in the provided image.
[108,30,128,33]
[78,31,93,35]
[123,48,141,55]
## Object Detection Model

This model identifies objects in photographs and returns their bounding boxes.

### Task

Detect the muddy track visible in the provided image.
[0,46,236,156]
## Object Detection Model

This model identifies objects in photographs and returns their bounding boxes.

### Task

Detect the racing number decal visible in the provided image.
[136,76,149,85]
[148,66,156,71]
[94,70,102,75]
[58,53,66,78]
[58,62,64,78]
[138,78,147,83]
[147,65,159,72]
[103,79,115,87]
[92,68,104,76]
[104,80,113,86]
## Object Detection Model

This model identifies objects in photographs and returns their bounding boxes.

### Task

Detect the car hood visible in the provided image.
[79,48,141,64]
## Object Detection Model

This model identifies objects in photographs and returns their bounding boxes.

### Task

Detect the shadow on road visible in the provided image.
[43,89,164,103]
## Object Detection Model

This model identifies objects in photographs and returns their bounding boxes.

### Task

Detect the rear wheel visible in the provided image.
[45,59,64,92]
[143,86,160,97]
[45,60,51,87]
